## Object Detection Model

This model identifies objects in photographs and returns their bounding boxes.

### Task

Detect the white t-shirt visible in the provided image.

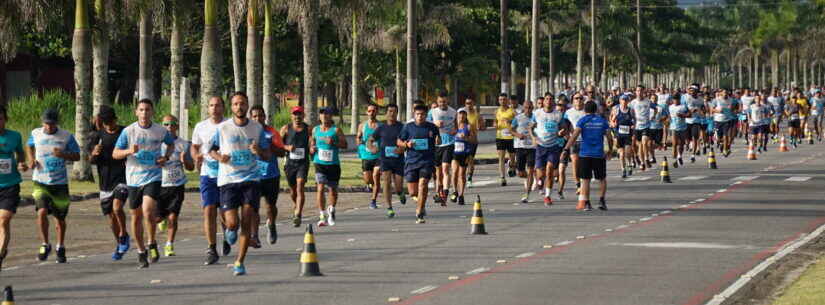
[115,122,175,187]
[161,137,192,187]
[210,119,268,187]
[630,99,655,129]
[28,128,80,185]
[427,107,457,147]
[532,109,565,148]
[511,113,535,149]
[192,119,224,178]
[564,108,586,142]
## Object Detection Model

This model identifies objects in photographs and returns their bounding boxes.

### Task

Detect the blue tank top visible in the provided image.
[358,122,381,160]
[615,107,634,136]
[454,125,471,155]
[313,125,340,165]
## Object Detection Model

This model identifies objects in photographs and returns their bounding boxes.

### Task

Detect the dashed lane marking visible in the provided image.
[731,176,759,181]
[410,286,438,295]
[679,176,708,181]
[785,176,812,182]
[466,267,489,275]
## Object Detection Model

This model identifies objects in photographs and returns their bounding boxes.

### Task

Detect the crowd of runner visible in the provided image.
[0,84,820,275]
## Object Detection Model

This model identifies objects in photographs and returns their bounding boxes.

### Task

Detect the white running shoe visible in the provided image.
[327,206,336,226]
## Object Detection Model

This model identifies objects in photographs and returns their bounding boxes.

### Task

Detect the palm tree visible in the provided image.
[262,0,276,120]
[201,0,224,119]
[500,0,509,95]
[132,1,155,101]
[529,0,540,102]
[73,0,94,181]
[92,0,114,116]
[277,0,325,125]
[228,0,244,93]
[157,0,194,119]
[246,0,262,106]
[406,0,417,119]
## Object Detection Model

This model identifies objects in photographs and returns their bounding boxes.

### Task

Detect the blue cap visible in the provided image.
[319,107,336,115]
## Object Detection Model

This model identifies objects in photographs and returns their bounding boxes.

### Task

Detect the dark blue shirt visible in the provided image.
[372,121,404,163]
[398,121,438,169]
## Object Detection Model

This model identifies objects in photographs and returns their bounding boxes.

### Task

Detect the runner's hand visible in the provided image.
[17,162,28,172]
[218,154,231,164]
[131,144,140,155]
[30,160,39,170]
[156,156,169,167]
[249,140,261,155]
[92,144,103,156]
[284,144,293,152]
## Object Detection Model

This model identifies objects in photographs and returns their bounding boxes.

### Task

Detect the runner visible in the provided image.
[711,90,734,157]
[629,86,657,171]
[767,88,785,140]
[368,104,406,218]
[208,92,270,276]
[530,98,569,206]
[357,104,382,209]
[494,93,517,186]
[656,86,672,144]
[451,109,477,206]
[684,86,706,162]
[0,107,27,269]
[310,107,347,227]
[564,94,587,196]
[648,92,668,164]
[427,94,457,204]
[610,95,634,178]
[458,98,484,188]
[562,101,614,211]
[785,94,802,147]
[811,90,824,141]
[669,95,690,168]
[250,105,285,246]
[280,106,311,227]
[191,96,227,264]
[157,115,194,257]
[112,99,175,268]
[87,106,130,261]
[747,95,770,153]
[510,100,537,203]
[795,91,812,143]
[398,104,440,224]
[555,97,570,199]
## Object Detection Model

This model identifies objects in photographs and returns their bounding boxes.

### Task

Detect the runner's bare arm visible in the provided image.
[335,127,348,149]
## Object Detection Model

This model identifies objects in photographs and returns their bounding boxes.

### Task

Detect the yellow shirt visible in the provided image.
[465,108,480,130]
[495,107,515,139]
[797,98,811,117]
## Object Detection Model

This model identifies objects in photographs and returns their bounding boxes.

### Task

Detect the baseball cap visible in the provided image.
[291,106,304,114]
[41,108,59,124]
[319,107,336,115]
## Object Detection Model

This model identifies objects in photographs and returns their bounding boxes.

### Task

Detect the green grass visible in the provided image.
[771,255,825,305]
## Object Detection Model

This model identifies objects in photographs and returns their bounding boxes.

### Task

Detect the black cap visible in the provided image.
[98,105,116,122]
[319,107,336,115]
[41,108,59,124]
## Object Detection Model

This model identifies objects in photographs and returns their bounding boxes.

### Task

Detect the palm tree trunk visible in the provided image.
[301,0,320,125]
[548,31,554,92]
[771,49,779,87]
[201,0,223,119]
[635,0,642,86]
[170,15,182,118]
[350,12,360,134]
[72,0,93,181]
[92,0,109,116]
[529,0,539,102]
[228,0,243,92]
[590,0,596,87]
[395,48,403,120]
[263,0,276,120]
[500,0,510,95]
[576,25,583,89]
[138,10,154,101]
[406,0,418,120]
[246,0,262,106]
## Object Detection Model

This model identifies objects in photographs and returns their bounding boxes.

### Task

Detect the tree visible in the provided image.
[262,0,276,120]
[529,0,539,102]
[500,0,509,95]
[228,0,244,93]
[406,0,417,119]
[246,0,262,105]
[72,0,94,181]
[201,0,223,119]
[277,0,325,125]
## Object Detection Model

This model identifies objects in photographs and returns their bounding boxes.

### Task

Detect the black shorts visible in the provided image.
[634,129,650,139]
[496,139,515,153]
[0,184,20,214]
[314,164,341,188]
[617,135,633,148]
[284,161,309,187]
[649,129,663,145]
[468,143,478,157]
[404,165,434,183]
[453,153,470,167]
[380,159,404,176]
[516,148,536,171]
[259,177,280,205]
[100,184,129,215]
[672,130,688,143]
[157,185,185,218]
[789,119,801,129]
[715,121,731,138]
[749,125,767,134]
[578,157,607,180]
[128,181,162,210]
[220,181,261,211]
[435,145,454,165]
[361,159,380,172]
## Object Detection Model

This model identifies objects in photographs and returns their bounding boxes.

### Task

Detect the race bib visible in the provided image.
[206,160,219,170]
[412,138,428,150]
[230,149,253,167]
[500,128,512,137]
[318,149,334,162]
[0,158,11,175]
[134,150,157,166]
[618,125,630,135]
[257,160,269,176]
[522,137,532,146]
[454,141,465,153]
[44,156,65,172]
[289,147,306,160]
[543,120,558,134]
[441,133,453,144]
[164,166,184,182]
[384,146,399,158]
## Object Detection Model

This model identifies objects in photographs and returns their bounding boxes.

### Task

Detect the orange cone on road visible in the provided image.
[747,143,758,160]
[779,136,789,152]
[299,224,323,276]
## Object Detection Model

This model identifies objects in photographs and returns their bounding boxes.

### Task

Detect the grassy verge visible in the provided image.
[771,254,825,305]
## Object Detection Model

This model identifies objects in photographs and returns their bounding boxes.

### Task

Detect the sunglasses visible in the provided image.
[163,122,178,126]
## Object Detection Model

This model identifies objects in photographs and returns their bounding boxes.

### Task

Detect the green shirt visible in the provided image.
[0,129,24,188]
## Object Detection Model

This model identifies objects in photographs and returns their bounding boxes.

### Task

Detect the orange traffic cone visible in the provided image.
[747,143,758,160]
[779,136,789,152]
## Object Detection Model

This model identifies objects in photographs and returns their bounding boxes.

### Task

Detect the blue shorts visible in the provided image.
[380,159,404,176]
[219,181,261,211]
[535,145,562,170]
[404,165,434,183]
[199,176,220,207]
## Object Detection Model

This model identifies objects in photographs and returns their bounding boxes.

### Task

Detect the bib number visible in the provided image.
[289,147,306,160]
[384,146,399,158]
[257,160,269,176]
[618,126,630,135]
[45,156,65,172]
[412,138,428,150]
[230,150,253,167]
[318,149,334,162]
[0,158,11,175]
[164,166,184,182]
[500,128,512,137]
[134,150,157,166]
[454,142,465,153]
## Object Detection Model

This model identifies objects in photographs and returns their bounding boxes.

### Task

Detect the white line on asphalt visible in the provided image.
[605,228,614,232]
[3,266,19,271]
[629,220,637,224]
[681,204,690,208]
[732,176,759,181]
[624,177,652,182]
[616,225,629,230]
[556,240,574,246]
[679,176,708,181]
[471,180,500,187]
[716,189,727,193]
[466,267,490,275]
[448,276,460,280]
[651,213,659,217]
[612,242,749,249]
[516,252,535,258]
[410,285,438,295]
[705,223,825,305]
[640,217,652,222]
[695,199,706,203]
[785,176,812,182]
[576,236,585,240]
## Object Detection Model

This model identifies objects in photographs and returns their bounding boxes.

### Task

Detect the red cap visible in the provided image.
[291,106,304,114]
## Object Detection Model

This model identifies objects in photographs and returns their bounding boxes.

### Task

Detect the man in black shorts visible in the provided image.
[281,106,311,227]
[369,104,407,217]
[88,106,130,261]
[0,107,27,269]
[250,105,286,245]
[157,115,194,257]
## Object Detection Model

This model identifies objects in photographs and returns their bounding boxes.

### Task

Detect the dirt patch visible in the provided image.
[724,234,825,305]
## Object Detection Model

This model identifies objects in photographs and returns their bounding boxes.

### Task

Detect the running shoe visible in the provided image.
[584,201,593,212]
[148,243,160,263]
[628,168,633,176]
[164,244,176,257]
[250,235,261,249]
[204,247,219,265]
[118,234,131,254]
[222,239,232,256]
[520,194,528,203]
[652,156,657,164]
[557,191,565,200]
[0,250,5,271]
[317,213,328,227]
[508,168,516,177]
[138,251,149,269]
[673,161,679,169]
[233,262,246,276]
[37,244,51,262]
[621,168,627,179]
[543,196,553,206]
[367,184,373,194]
[599,198,608,211]
[399,193,407,205]
[458,195,465,206]
[56,246,67,264]
[678,157,684,166]
[500,177,507,186]
[112,247,123,261]
[225,229,238,246]
[369,199,378,209]
[157,219,168,232]
[433,193,444,204]
[327,206,336,226]
[387,208,396,218]
[411,195,418,203]
[268,223,278,245]
[415,214,426,224]
[691,155,696,164]
[450,191,458,203]
[293,215,302,228]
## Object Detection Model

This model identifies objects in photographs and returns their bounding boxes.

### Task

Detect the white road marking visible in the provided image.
[466,267,489,275]
[3,266,19,271]
[695,199,706,203]
[388,297,402,302]
[629,220,637,224]
[612,242,751,249]
[410,285,438,295]
[624,177,652,182]
[515,252,535,258]
[639,217,652,222]
[556,240,574,246]
[732,176,759,181]
[576,236,585,240]
[616,225,629,230]
[471,180,500,187]
[785,176,812,182]
[150,279,162,284]
[716,189,727,193]
[448,276,460,280]
[542,245,553,248]
[605,228,614,232]
[347,238,356,242]
[651,213,659,217]
[496,259,507,263]
[679,176,707,181]
[660,210,672,215]
[680,204,690,208]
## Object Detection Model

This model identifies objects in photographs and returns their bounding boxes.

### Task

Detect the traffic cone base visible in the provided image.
[779,136,789,152]
[747,144,757,160]
[471,196,487,235]
[299,224,323,276]
[660,157,672,183]
[2,286,12,305]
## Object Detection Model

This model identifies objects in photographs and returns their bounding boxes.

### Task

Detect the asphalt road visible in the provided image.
[2,139,824,305]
